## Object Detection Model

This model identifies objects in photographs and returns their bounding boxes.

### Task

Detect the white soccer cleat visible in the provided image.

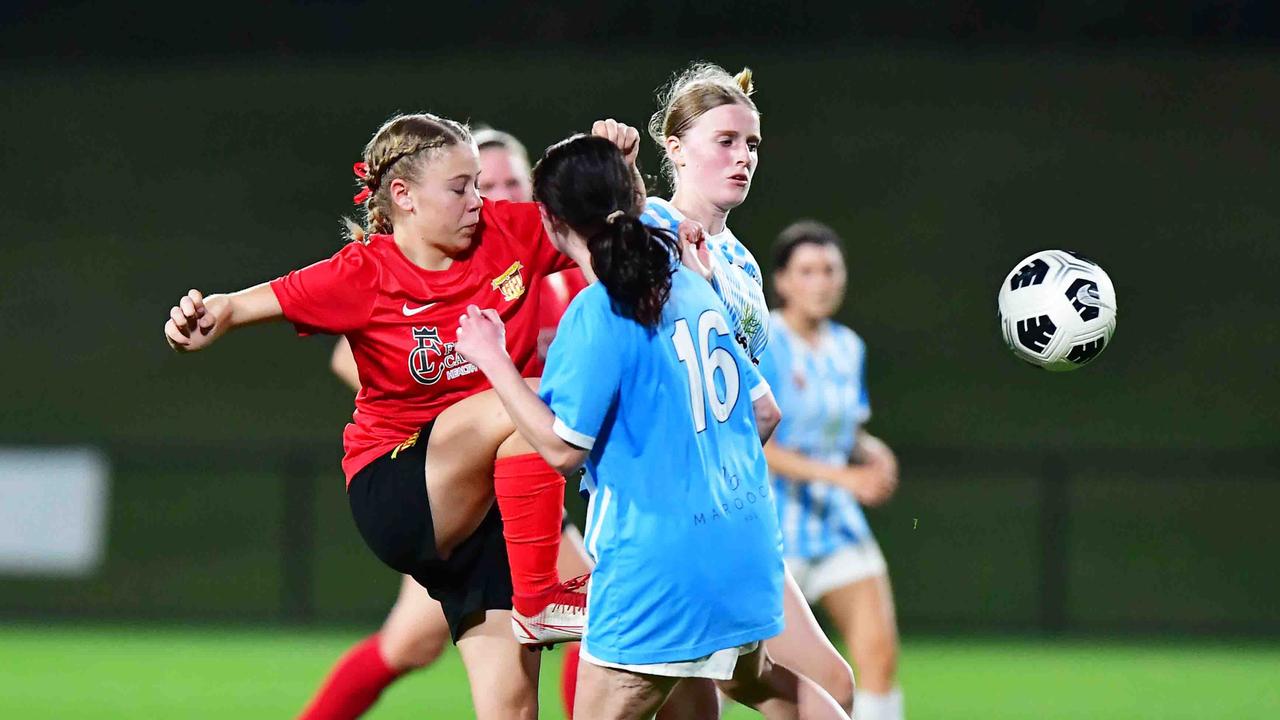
[511,574,589,646]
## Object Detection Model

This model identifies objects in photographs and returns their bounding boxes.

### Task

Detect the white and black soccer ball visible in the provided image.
[997,250,1117,371]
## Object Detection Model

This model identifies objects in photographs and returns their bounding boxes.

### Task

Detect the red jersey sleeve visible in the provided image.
[482,199,576,275]
[269,242,380,335]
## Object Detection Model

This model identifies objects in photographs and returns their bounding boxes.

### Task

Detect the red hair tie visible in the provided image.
[352,162,372,205]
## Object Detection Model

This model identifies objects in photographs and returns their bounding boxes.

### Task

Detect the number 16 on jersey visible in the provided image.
[672,309,742,432]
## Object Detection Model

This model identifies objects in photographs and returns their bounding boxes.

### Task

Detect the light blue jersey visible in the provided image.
[758,311,875,559]
[540,267,784,665]
[642,197,770,361]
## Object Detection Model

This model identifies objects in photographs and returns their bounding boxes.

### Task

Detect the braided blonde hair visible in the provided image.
[346,113,471,242]
[648,63,757,187]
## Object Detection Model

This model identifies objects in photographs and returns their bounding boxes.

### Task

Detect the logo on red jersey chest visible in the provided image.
[491,261,526,302]
[408,326,478,385]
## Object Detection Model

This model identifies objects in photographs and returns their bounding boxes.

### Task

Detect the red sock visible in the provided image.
[561,642,582,718]
[494,453,566,615]
[297,634,402,720]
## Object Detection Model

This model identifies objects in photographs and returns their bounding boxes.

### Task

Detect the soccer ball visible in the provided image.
[997,250,1117,371]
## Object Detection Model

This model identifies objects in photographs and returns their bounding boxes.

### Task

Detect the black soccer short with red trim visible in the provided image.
[347,421,513,642]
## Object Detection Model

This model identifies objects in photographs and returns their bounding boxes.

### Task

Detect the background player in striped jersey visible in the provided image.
[641,62,857,714]
[760,221,904,720]
[164,112,651,719]
[456,133,847,720]
[302,128,591,720]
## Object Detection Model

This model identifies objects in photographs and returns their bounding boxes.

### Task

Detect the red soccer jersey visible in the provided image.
[270,199,573,483]
[532,268,591,373]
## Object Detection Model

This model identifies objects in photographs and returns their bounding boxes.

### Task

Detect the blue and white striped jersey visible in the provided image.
[641,197,770,361]
[758,311,875,559]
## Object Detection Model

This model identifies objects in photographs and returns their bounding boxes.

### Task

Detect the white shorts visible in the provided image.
[786,541,888,604]
[579,641,759,681]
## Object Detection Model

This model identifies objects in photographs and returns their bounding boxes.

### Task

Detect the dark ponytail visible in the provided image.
[533,135,678,328]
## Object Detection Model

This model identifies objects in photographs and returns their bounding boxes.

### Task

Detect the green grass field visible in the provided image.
[2,625,1278,719]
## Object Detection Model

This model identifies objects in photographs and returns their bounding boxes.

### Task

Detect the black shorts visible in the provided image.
[347,421,513,642]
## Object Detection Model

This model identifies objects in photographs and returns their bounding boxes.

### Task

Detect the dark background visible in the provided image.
[1,1,1276,634]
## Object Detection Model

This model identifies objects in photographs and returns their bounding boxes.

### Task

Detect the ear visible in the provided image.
[538,205,565,240]
[388,177,414,213]
[664,136,685,168]
[772,268,790,301]
[538,204,553,235]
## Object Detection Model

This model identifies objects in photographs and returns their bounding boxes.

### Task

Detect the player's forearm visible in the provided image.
[854,430,896,473]
[763,441,848,485]
[485,361,587,475]
[630,164,647,213]
[211,283,285,334]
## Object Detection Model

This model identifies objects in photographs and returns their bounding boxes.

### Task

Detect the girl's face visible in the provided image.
[775,242,847,322]
[395,143,484,253]
[478,146,532,202]
[667,102,761,212]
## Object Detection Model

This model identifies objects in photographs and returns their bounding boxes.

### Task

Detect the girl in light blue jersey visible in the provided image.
[642,63,857,715]
[456,135,848,720]
[761,220,904,720]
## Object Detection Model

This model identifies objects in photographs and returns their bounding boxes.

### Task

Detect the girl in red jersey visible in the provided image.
[301,128,593,720]
[164,112,639,719]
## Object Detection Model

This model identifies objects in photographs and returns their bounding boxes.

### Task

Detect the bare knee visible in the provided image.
[379,629,447,671]
[497,430,535,458]
[480,681,539,720]
[854,633,898,690]
[798,644,855,709]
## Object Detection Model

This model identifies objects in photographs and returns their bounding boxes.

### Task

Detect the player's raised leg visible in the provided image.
[493,430,587,644]
[765,572,856,713]
[717,646,848,720]
[419,385,528,556]
[822,574,903,720]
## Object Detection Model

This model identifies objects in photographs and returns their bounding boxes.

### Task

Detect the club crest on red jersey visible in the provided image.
[408,327,445,385]
[491,261,526,302]
[408,326,479,386]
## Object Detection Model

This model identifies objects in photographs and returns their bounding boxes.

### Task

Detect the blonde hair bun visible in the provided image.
[648,62,761,186]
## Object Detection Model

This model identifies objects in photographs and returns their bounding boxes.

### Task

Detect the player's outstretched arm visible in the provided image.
[163,284,283,353]
[763,438,895,505]
[454,305,588,474]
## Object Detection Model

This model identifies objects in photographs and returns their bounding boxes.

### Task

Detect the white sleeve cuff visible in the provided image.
[749,379,772,401]
[553,416,596,450]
